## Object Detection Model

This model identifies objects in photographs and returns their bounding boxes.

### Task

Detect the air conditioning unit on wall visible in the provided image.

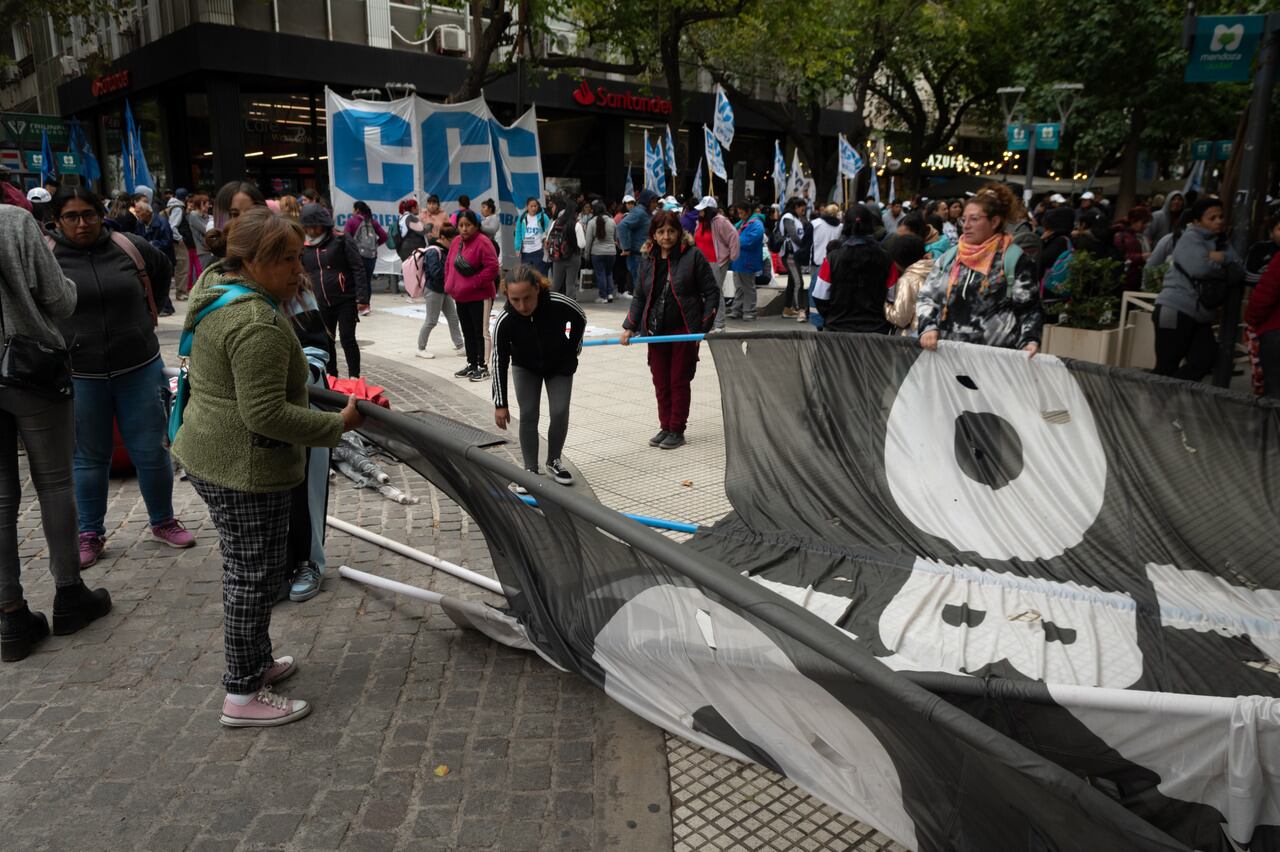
[434,25,466,55]
[58,55,82,78]
[545,32,573,57]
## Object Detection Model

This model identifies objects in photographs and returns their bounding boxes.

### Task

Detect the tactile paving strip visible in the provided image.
[667,736,908,851]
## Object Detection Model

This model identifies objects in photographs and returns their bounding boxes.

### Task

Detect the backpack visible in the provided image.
[168,284,272,443]
[767,221,784,253]
[402,245,441,299]
[545,217,576,262]
[1040,239,1074,298]
[1170,231,1229,310]
[354,218,379,259]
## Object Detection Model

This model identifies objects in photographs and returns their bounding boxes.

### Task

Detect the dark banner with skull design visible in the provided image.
[327,332,1278,852]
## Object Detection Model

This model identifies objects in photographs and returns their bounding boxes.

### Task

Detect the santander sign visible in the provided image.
[572,80,672,115]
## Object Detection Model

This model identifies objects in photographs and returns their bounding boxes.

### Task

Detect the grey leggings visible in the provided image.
[0,390,80,607]
[512,366,573,471]
[418,290,464,351]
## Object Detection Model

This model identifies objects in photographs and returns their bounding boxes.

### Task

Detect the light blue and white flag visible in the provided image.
[888,175,896,205]
[623,162,634,198]
[838,133,863,179]
[1182,159,1204,196]
[644,130,667,194]
[713,85,735,150]
[664,125,678,176]
[691,159,704,199]
[68,118,100,186]
[704,125,726,180]
[773,140,787,202]
[39,130,57,186]
[870,170,881,206]
[788,148,805,199]
[122,99,153,194]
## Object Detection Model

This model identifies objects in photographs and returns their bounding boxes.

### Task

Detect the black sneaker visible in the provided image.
[454,366,474,379]
[469,367,490,383]
[659,432,686,450]
[547,459,573,486]
[1,602,49,662]
[648,430,669,447]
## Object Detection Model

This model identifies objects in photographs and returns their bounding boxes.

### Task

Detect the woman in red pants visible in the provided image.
[620,210,719,450]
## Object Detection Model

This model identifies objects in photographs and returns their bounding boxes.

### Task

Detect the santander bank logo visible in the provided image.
[572,80,596,106]
[570,79,672,115]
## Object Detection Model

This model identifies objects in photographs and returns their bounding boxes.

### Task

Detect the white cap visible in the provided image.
[26,187,51,203]
[1049,193,1066,203]
[901,200,912,209]
[1081,191,1096,200]
[694,195,718,211]
[622,194,636,203]
[663,195,677,204]
[133,185,153,200]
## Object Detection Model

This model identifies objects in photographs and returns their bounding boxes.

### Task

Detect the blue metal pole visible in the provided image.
[581,333,706,347]
[517,494,698,533]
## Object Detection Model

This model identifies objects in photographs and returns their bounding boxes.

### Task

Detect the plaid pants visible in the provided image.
[190,476,292,695]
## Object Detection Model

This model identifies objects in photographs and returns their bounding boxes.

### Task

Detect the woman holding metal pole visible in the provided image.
[620,211,719,450]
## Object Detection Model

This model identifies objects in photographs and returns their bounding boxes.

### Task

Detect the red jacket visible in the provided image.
[1245,252,1280,336]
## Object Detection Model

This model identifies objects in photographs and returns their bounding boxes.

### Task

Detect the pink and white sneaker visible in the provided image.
[219,688,310,728]
[263,656,297,687]
[152,519,196,549]
[78,533,105,569]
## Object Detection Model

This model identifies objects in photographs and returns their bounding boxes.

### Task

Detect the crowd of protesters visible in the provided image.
[0,163,1273,732]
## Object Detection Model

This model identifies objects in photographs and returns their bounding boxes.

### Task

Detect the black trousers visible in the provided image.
[319,299,360,378]
[456,299,487,369]
[1153,305,1216,381]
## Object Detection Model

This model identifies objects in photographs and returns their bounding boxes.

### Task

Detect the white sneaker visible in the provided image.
[454,345,466,356]
[594,298,608,304]
[415,350,436,359]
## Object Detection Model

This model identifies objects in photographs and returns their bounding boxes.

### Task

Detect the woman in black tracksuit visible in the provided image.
[300,203,369,377]
[491,265,586,488]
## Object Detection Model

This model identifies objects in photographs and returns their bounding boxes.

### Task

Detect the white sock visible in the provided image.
[226,692,255,705]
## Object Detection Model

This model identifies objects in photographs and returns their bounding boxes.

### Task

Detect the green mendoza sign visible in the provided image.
[1190,140,1213,160]
[1214,140,1233,160]
[1034,123,1061,151]
[1006,124,1029,151]
[1185,15,1265,83]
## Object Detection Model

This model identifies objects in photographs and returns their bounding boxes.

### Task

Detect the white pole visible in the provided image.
[339,565,444,603]
[325,515,504,595]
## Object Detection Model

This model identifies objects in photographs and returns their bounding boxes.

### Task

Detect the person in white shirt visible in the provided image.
[514,197,551,275]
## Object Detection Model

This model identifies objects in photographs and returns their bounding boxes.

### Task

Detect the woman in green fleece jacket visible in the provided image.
[172,207,363,728]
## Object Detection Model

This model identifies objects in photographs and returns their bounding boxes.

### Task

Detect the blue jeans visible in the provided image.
[591,255,615,298]
[520,251,548,276]
[626,252,641,286]
[73,359,175,535]
[808,267,826,330]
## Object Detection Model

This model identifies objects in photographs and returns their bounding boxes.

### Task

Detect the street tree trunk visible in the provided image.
[1115,109,1144,218]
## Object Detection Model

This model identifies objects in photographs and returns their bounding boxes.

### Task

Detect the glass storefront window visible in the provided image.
[241,93,324,197]
[101,97,168,195]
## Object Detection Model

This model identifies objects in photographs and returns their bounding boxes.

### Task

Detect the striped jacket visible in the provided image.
[491,288,587,408]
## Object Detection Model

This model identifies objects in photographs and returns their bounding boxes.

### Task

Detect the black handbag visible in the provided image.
[0,294,73,400]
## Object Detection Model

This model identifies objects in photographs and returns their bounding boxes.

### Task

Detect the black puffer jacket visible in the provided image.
[301,230,369,307]
[51,226,172,378]
[624,236,719,336]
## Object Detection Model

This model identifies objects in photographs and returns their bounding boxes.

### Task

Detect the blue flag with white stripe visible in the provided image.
[644,131,666,195]
[624,161,634,198]
[691,159,703,199]
[838,133,863,179]
[39,130,57,186]
[665,125,678,176]
[713,85,735,150]
[704,125,726,180]
[773,141,787,202]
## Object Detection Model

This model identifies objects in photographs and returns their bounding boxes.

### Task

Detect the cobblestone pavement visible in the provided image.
[0,332,670,851]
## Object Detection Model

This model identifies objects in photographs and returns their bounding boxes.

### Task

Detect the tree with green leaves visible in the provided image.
[1015,0,1251,214]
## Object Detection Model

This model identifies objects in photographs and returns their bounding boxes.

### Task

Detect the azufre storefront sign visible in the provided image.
[571,80,672,115]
